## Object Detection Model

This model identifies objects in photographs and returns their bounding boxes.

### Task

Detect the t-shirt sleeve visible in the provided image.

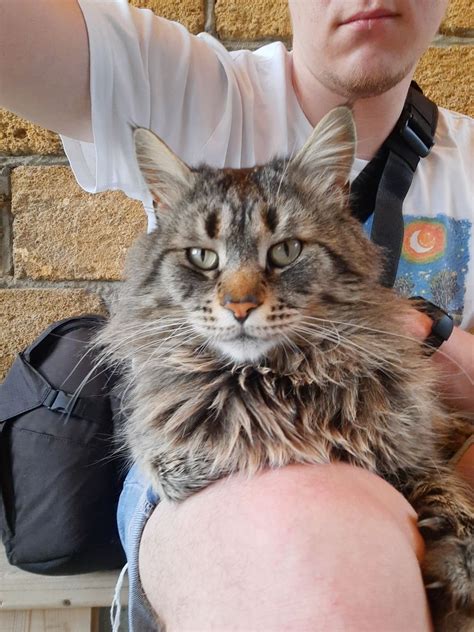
[59,0,250,218]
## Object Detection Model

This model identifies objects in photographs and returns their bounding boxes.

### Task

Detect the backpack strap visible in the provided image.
[0,353,52,423]
[0,353,111,426]
[350,82,438,287]
[0,315,112,426]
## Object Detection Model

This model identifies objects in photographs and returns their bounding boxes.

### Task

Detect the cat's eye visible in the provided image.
[187,247,219,270]
[268,239,302,268]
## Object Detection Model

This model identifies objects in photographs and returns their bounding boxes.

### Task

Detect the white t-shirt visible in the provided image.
[61,1,474,330]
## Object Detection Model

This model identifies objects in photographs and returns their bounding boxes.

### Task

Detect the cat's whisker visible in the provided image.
[328,321,342,351]
[133,334,200,373]
[299,317,457,379]
[426,347,474,386]
[52,342,108,393]
[89,332,175,363]
[52,348,125,427]
[194,337,213,358]
[279,332,300,360]
[95,319,192,346]
[110,316,191,331]
[302,314,433,348]
[277,336,290,364]
[97,316,190,335]
[88,323,192,362]
[293,322,342,353]
[117,338,192,405]
[60,321,165,395]
[111,323,196,353]
[93,325,198,405]
[134,330,204,377]
[294,322,405,375]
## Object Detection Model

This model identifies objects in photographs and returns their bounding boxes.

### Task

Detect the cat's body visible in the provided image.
[95,108,473,628]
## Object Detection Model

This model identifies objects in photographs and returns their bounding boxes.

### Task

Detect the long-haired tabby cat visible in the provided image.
[94,107,473,628]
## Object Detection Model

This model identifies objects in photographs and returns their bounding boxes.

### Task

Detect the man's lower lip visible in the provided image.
[342,15,396,30]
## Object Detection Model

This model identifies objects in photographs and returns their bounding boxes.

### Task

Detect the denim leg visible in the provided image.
[116,463,161,632]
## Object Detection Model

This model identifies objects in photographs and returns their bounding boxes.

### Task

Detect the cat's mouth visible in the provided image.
[232,333,259,342]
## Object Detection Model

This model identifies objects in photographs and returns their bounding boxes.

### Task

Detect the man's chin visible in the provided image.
[320,62,413,100]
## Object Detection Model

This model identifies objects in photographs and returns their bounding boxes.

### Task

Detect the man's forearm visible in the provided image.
[433,326,474,413]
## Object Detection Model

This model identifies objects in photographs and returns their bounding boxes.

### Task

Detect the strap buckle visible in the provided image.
[398,107,434,158]
[43,389,77,415]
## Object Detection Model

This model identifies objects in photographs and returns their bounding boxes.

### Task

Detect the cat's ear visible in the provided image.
[133,128,195,211]
[290,106,356,192]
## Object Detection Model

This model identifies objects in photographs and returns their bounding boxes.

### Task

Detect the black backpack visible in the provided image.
[0,315,126,574]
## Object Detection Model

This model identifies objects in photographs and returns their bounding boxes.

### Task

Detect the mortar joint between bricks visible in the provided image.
[0,204,13,278]
[0,165,12,195]
[433,33,474,46]
[205,0,216,35]
[221,38,292,52]
[0,155,69,172]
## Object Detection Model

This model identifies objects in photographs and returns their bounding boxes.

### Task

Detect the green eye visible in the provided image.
[268,239,302,268]
[187,247,219,270]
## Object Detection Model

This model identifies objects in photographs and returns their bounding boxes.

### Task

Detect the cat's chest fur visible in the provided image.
[123,344,440,502]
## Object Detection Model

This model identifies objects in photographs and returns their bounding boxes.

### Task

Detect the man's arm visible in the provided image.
[408,310,474,487]
[0,0,92,142]
[409,310,474,413]
[432,325,474,412]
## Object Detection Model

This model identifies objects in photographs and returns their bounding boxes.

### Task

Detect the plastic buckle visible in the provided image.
[43,389,76,414]
[399,109,433,158]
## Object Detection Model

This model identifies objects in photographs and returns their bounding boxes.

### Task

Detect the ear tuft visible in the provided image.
[291,106,356,193]
[133,128,194,212]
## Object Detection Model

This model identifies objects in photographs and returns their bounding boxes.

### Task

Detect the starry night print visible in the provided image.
[363,214,471,324]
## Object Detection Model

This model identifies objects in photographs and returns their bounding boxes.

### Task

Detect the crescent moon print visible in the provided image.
[403,220,446,263]
[409,229,434,253]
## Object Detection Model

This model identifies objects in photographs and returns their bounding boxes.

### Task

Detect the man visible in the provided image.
[1,1,472,630]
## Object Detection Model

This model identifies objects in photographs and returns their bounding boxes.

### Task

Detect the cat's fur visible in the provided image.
[94,108,473,628]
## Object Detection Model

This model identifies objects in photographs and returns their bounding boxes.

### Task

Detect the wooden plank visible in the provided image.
[31,609,93,632]
[0,608,92,632]
[0,549,128,610]
[0,610,30,632]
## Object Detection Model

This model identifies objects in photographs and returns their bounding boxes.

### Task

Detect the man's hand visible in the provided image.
[406,307,474,488]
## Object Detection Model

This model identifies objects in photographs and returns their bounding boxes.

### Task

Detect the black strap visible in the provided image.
[0,353,52,423]
[350,82,438,287]
[0,347,110,426]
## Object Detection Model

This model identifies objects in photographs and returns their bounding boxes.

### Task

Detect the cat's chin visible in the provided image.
[214,337,277,365]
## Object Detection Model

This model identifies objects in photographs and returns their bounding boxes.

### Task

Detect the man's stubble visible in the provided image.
[317,59,416,100]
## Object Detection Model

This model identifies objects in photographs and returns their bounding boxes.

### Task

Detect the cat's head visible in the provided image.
[129,107,382,365]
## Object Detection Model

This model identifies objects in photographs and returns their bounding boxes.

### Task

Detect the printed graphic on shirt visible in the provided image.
[395,216,471,323]
[363,214,471,324]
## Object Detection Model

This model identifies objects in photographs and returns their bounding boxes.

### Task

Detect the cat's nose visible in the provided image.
[222,297,260,323]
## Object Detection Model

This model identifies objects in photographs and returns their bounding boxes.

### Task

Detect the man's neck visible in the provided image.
[291,51,415,161]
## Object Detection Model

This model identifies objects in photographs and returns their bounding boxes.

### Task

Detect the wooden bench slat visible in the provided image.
[0,608,94,632]
[0,548,128,610]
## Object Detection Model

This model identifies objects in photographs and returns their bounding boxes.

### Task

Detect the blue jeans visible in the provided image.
[116,463,161,631]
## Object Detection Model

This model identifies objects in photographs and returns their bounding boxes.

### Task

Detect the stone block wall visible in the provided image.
[1,0,473,379]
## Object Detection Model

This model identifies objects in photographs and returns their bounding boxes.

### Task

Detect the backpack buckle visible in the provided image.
[399,107,433,158]
[43,389,77,415]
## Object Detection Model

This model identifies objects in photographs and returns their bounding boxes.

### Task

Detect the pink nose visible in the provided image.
[222,299,260,323]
